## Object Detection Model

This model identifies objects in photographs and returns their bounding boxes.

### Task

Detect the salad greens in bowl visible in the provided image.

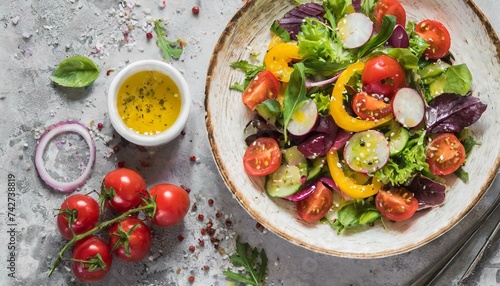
[205,0,500,258]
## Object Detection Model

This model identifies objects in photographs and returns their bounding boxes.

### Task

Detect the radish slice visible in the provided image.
[392,88,425,128]
[35,121,96,192]
[337,13,374,49]
[343,130,389,174]
[287,99,318,136]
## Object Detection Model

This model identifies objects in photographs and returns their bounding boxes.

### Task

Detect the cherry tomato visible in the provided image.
[101,168,147,213]
[57,194,100,240]
[145,184,190,227]
[242,70,280,110]
[108,217,152,262]
[243,137,282,176]
[351,92,392,120]
[426,133,466,175]
[71,236,112,282]
[414,19,451,59]
[373,0,406,31]
[362,55,406,98]
[297,181,334,223]
[375,187,418,221]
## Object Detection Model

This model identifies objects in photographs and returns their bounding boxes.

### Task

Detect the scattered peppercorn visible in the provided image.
[189,155,196,161]
[97,123,103,131]
[215,211,222,218]
[113,145,120,152]
[200,228,207,235]
[256,222,265,232]
[225,220,232,227]
[188,245,195,252]
[197,214,204,221]
[192,6,200,15]
[117,161,125,168]
[198,239,205,247]
[203,265,210,271]
[181,130,186,136]
[177,234,185,241]
[188,275,195,283]
[208,199,214,206]
[146,32,153,39]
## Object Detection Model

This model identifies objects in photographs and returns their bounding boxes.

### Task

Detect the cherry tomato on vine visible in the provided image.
[57,194,100,240]
[71,236,112,282]
[108,217,152,262]
[426,133,466,175]
[351,92,392,120]
[144,184,190,227]
[362,55,406,98]
[373,0,406,31]
[297,181,334,223]
[243,137,282,177]
[101,168,147,213]
[414,19,451,60]
[375,187,418,221]
[242,70,280,110]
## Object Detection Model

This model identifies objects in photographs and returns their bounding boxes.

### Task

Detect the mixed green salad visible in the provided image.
[231,0,487,233]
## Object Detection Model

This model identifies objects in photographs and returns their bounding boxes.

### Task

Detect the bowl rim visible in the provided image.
[204,0,500,258]
[108,59,191,147]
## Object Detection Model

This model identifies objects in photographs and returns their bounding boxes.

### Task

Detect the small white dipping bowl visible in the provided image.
[108,60,190,146]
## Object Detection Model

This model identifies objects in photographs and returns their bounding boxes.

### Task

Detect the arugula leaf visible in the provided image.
[322,0,350,29]
[357,15,396,58]
[153,20,183,61]
[270,20,291,42]
[230,60,266,90]
[50,55,99,88]
[223,237,268,286]
[283,62,308,141]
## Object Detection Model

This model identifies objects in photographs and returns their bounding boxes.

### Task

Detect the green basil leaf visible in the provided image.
[357,15,396,58]
[270,20,291,42]
[50,55,99,88]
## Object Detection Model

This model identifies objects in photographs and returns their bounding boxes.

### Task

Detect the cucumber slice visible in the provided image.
[307,157,326,181]
[343,130,390,174]
[255,99,281,125]
[385,123,410,155]
[283,146,308,177]
[265,164,303,198]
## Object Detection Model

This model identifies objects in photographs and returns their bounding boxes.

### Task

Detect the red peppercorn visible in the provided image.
[189,155,196,161]
[146,32,153,39]
[189,245,195,252]
[97,123,103,131]
[203,265,210,271]
[117,161,125,168]
[225,220,232,227]
[192,6,200,15]
[208,199,214,206]
[178,234,185,241]
[113,145,119,152]
[216,211,222,218]
[198,239,205,247]
[181,130,186,136]
[197,214,204,221]
[188,275,195,283]
[200,228,207,235]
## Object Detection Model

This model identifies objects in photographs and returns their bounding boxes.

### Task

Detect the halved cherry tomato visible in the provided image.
[297,180,334,223]
[375,187,418,221]
[264,42,301,82]
[373,0,406,31]
[426,133,465,175]
[352,92,392,120]
[414,19,451,59]
[362,55,406,98]
[243,137,282,176]
[242,70,280,110]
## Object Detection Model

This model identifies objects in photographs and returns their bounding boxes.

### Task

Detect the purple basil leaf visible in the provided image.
[352,0,362,12]
[278,3,325,40]
[244,115,282,145]
[407,175,447,210]
[425,93,487,134]
[296,116,338,159]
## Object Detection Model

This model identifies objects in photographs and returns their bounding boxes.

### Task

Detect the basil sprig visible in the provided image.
[50,55,99,88]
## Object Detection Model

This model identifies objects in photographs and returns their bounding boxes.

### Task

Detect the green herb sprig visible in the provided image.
[153,19,183,61]
[223,237,268,286]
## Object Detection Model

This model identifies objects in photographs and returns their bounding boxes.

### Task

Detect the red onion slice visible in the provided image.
[35,121,96,192]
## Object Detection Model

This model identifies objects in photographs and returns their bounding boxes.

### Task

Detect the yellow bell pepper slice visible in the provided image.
[326,150,383,199]
[264,43,300,83]
[330,61,393,132]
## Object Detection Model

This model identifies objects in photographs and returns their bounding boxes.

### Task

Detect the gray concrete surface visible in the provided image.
[0,0,498,285]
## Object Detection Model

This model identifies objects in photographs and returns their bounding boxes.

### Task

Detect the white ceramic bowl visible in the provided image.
[205,0,500,258]
[108,60,190,146]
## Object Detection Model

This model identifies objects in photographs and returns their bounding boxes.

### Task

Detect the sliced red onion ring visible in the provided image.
[35,121,96,192]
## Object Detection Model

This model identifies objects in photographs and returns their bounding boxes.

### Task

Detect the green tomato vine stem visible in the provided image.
[48,204,153,277]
